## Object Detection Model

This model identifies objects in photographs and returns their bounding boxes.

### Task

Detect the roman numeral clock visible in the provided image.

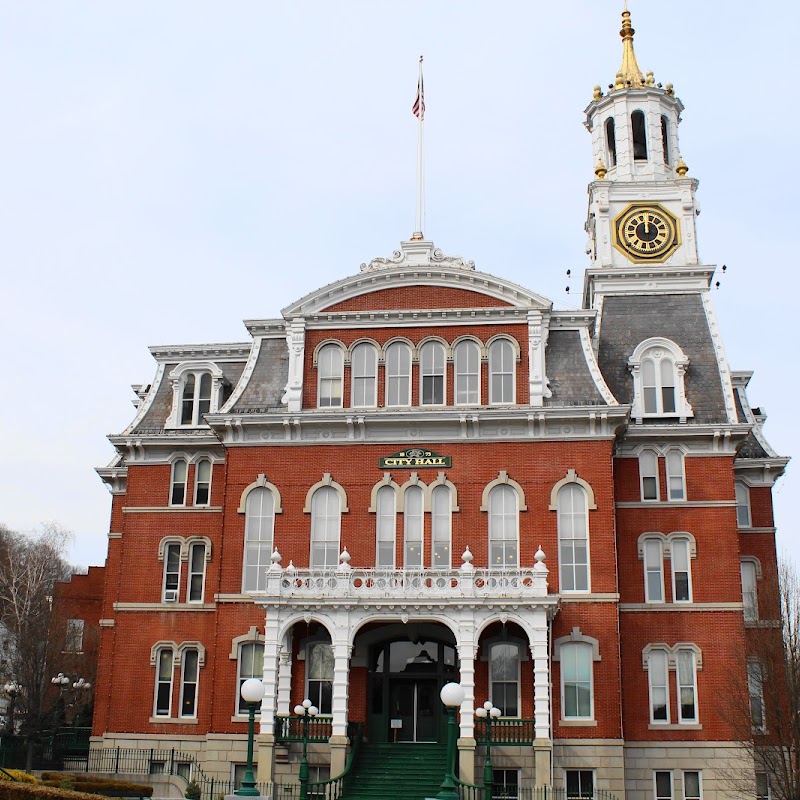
[612,203,680,262]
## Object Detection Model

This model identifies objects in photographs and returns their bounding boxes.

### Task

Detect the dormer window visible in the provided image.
[629,338,693,423]
[631,110,648,160]
[166,362,226,428]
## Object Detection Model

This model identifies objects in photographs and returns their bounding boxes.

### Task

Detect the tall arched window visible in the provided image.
[561,642,593,719]
[431,485,452,569]
[631,110,648,160]
[187,541,207,603]
[488,485,519,568]
[237,642,264,714]
[375,486,396,568]
[181,372,213,425]
[605,117,617,167]
[310,487,341,568]
[454,340,480,405]
[489,339,515,405]
[741,559,759,621]
[489,642,520,717]
[661,115,671,166]
[639,450,659,501]
[194,458,212,506]
[385,342,412,407]
[170,459,188,506]
[307,641,334,715]
[243,488,274,592]
[642,353,677,414]
[629,339,692,422]
[154,647,174,717]
[665,450,685,500]
[351,342,377,408]
[317,344,344,408]
[558,484,589,592]
[420,341,446,405]
[180,648,199,718]
[736,482,752,527]
[404,486,424,568]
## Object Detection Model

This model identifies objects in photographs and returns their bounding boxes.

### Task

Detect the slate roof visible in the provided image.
[545,331,607,406]
[230,339,290,412]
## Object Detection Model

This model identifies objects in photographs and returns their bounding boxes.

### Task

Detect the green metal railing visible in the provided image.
[295,722,363,800]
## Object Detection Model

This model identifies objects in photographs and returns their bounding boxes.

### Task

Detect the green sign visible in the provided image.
[379,448,452,469]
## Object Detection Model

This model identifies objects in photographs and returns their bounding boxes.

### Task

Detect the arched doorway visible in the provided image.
[367,632,458,743]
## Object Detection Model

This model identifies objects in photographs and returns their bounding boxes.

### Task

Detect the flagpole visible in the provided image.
[412,55,424,241]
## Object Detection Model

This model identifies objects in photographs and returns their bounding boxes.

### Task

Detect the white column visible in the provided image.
[530,609,550,741]
[259,612,282,733]
[330,638,352,738]
[276,634,293,716]
[281,317,306,412]
[528,310,551,407]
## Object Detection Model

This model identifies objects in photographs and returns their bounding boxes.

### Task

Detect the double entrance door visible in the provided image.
[388,678,438,743]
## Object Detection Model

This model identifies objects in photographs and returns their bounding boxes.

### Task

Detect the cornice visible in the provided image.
[734,457,790,485]
[147,343,252,362]
[301,306,532,330]
[241,319,287,337]
[616,422,751,452]
[122,506,222,514]
[615,500,735,509]
[619,603,743,612]
[113,602,217,611]
[584,266,716,305]
[206,405,630,446]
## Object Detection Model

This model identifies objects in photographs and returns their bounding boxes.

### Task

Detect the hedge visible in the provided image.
[39,778,152,799]
[0,783,107,800]
[0,771,37,784]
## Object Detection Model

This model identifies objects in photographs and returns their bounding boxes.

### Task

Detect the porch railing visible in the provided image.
[274,715,333,742]
[475,718,536,744]
[457,787,619,800]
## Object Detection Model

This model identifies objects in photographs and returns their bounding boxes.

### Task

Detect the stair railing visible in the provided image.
[454,775,486,800]
[302,722,363,800]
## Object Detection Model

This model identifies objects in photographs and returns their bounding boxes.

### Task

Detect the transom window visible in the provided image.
[489,339,515,405]
[454,340,480,405]
[243,488,275,592]
[317,344,344,408]
[557,484,589,592]
[561,642,593,719]
[181,372,213,426]
[351,342,378,408]
[385,342,412,406]
[404,486,424,568]
[310,487,341,568]
[420,341,446,405]
[488,485,519,568]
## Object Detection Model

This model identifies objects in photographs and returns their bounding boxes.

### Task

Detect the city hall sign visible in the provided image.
[379,449,452,469]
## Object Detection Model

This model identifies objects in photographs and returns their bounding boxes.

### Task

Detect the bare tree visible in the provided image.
[0,523,74,766]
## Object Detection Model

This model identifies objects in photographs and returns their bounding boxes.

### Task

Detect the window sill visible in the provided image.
[149,717,199,725]
[231,715,262,723]
[648,723,702,730]
[559,719,597,727]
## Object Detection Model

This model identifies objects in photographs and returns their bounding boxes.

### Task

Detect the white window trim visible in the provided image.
[315,341,345,409]
[236,640,264,716]
[676,649,699,724]
[554,481,592,594]
[305,639,335,716]
[553,628,600,723]
[453,338,482,406]
[670,537,693,603]
[628,337,693,423]
[179,648,200,719]
[403,484,425,568]
[741,557,762,623]
[153,646,175,718]
[169,458,188,508]
[487,641,522,719]
[383,339,413,407]
[431,483,453,569]
[647,649,670,724]
[665,449,687,502]
[653,770,674,800]
[487,335,519,406]
[643,537,665,603]
[682,770,703,800]
[642,643,703,726]
[487,483,520,569]
[374,483,397,569]
[419,338,448,407]
[747,657,766,733]
[350,340,378,408]
[564,769,596,800]
[186,541,207,604]
[242,485,276,593]
[309,485,343,569]
[193,458,213,507]
[162,541,182,603]
[637,532,697,604]
[166,361,226,429]
[639,449,660,502]
[735,481,753,528]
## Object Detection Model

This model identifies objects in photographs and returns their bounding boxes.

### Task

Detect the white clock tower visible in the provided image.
[583,7,702,277]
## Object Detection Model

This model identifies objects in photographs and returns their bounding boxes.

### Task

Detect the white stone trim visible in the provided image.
[740,555,763,580]
[552,627,602,662]
[236,474,283,514]
[367,473,401,512]
[229,626,263,660]
[628,337,693,424]
[579,326,618,405]
[281,318,306,412]
[548,469,597,511]
[219,336,263,413]
[303,473,349,513]
[527,310,552,408]
[636,531,697,559]
[642,642,703,671]
[122,362,166,436]
[165,361,227,429]
[701,292,738,424]
[480,471,528,512]
[429,472,460,512]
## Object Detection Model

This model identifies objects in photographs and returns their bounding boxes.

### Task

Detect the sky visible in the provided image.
[0,1,798,569]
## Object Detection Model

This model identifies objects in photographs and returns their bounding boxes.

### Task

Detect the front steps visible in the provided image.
[343,742,448,800]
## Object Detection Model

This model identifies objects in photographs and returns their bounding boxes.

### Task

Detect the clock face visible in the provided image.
[613,204,680,262]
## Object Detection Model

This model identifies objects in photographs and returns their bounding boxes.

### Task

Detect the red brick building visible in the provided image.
[93,10,787,800]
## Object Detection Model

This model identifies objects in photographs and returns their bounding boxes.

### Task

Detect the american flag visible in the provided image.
[412,58,425,120]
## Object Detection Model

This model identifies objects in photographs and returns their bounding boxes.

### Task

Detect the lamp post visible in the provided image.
[433,682,465,800]
[2,682,22,735]
[293,699,319,800]
[474,701,501,800]
[235,678,265,797]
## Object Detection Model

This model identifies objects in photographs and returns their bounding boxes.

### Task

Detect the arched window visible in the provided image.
[671,537,692,602]
[558,484,589,592]
[631,110,648,160]
[317,344,344,408]
[194,458,212,506]
[431,485,452,568]
[643,538,664,603]
[310,487,341,568]
[180,648,199,718]
[243,488,274,592]
[454,340,480,405]
[630,339,692,421]
[375,486,396,568]
[665,450,685,501]
[153,647,174,717]
[385,342,412,407]
[488,485,519,568]
[489,642,520,717]
[181,371,213,426]
[307,641,334,715]
[605,117,617,167]
[237,642,264,714]
[642,354,677,414]
[560,642,593,719]
[677,649,698,723]
[420,341,446,405]
[661,115,670,166]
[488,339,515,405]
[648,649,669,722]
[741,559,759,621]
[736,482,752,527]
[404,486,424,568]
[162,542,181,602]
[170,459,188,506]
[351,342,377,408]
[187,541,206,603]
[639,450,659,501]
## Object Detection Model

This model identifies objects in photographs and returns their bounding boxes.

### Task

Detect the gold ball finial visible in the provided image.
[665,82,675,96]
[614,71,625,90]
[595,159,608,180]
[593,85,603,100]
[646,70,655,86]
[675,156,689,177]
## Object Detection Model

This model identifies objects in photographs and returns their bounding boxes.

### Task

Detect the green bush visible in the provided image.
[0,770,37,784]
[0,783,107,800]
[39,777,152,798]
[184,781,201,800]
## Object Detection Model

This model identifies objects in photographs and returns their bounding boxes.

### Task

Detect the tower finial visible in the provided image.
[617,4,644,88]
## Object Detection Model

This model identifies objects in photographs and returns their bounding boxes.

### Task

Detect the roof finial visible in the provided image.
[617,3,644,88]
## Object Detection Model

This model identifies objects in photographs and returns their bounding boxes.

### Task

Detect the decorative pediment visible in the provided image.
[281,239,553,317]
